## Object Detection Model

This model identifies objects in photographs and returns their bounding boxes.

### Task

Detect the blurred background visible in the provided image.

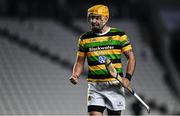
[0,0,180,115]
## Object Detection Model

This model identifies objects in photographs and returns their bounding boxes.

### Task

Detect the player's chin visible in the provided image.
[92,26,101,31]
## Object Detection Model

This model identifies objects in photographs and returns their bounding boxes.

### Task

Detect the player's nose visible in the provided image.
[91,18,97,23]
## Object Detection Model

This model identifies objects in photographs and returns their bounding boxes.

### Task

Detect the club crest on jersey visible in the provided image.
[108,37,112,41]
[98,56,107,64]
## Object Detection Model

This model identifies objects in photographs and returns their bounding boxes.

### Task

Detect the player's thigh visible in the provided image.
[105,87,125,111]
[87,89,106,106]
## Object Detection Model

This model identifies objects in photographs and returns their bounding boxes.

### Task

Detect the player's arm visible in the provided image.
[122,49,136,88]
[124,49,136,76]
[69,55,86,85]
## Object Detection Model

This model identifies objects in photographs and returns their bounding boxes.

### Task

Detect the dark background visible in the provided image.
[0,0,180,115]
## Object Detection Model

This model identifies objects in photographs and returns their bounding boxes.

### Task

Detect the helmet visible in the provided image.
[88,5,109,18]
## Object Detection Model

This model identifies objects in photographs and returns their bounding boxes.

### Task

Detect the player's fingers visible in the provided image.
[69,77,78,85]
[70,79,76,84]
[124,80,130,88]
[122,77,130,87]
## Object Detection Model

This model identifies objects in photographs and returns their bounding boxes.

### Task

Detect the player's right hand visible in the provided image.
[121,77,130,88]
[69,75,79,85]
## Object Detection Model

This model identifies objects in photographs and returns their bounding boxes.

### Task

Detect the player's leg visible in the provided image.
[105,82,125,116]
[87,82,106,115]
[88,105,105,116]
[107,108,121,116]
[89,111,102,116]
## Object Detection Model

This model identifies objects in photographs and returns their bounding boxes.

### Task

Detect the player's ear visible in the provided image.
[102,16,109,23]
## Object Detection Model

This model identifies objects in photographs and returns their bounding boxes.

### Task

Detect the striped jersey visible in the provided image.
[77,28,132,82]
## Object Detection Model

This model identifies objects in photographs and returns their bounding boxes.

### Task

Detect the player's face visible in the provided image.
[87,14,108,31]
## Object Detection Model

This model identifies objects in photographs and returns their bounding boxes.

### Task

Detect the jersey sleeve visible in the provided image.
[77,36,86,57]
[119,34,132,52]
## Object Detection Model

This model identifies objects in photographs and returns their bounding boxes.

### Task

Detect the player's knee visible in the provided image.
[107,109,121,116]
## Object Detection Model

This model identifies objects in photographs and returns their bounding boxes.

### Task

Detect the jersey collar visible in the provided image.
[95,27,111,36]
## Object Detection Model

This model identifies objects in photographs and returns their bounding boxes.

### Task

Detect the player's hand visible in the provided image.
[121,77,130,88]
[69,75,79,85]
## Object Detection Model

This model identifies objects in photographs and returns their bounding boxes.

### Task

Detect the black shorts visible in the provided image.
[88,105,121,115]
[88,105,106,113]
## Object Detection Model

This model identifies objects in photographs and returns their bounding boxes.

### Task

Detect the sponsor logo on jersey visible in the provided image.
[89,46,114,52]
[98,56,107,64]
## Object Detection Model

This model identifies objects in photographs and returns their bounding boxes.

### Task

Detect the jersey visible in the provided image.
[77,28,132,82]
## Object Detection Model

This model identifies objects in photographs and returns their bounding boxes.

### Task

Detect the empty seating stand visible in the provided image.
[0,18,177,115]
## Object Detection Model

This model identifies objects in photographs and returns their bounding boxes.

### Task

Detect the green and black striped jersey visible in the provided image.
[77,28,132,82]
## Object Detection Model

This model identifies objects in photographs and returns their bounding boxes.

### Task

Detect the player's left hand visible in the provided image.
[121,77,130,88]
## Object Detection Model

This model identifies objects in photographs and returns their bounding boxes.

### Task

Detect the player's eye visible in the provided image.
[88,15,102,22]
[96,16,101,20]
